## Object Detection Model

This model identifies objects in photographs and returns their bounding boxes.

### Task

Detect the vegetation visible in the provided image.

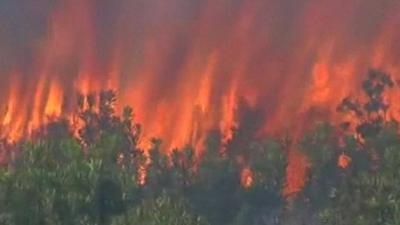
[0,70,399,225]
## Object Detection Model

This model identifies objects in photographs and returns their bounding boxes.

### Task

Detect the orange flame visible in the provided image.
[241,167,253,189]
[0,0,400,196]
[338,153,351,169]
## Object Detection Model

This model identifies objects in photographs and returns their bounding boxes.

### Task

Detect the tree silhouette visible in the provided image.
[337,70,395,139]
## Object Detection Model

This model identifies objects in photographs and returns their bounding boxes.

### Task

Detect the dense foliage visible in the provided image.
[0,70,399,225]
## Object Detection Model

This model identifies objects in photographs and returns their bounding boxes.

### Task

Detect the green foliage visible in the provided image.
[1,139,97,225]
[187,145,242,225]
[302,71,400,225]
[233,139,286,225]
[1,71,400,225]
[112,192,209,225]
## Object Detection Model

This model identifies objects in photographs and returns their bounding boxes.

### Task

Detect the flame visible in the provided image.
[338,153,351,169]
[220,81,239,150]
[1,75,23,142]
[138,165,147,187]
[0,0,400,195]
[44,82,64,117]
[241,167,253,189]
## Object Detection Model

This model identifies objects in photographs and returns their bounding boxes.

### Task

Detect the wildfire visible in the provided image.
[0,0,400,195]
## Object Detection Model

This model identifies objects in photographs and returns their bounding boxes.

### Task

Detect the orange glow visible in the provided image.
[44,82,64,117]
[338,153,351,169]
[0,0,399,196]
[284,147,309,197]
[310,62,331,104]
[1,74,26,142]
[138,165,147,187]
[220,81,239,151]
[241,167,253,189]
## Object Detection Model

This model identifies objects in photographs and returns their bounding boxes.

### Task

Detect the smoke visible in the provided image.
[0,0,400,144]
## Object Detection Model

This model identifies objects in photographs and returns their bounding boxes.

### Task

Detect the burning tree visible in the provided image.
[0,70,400,225]
[296,70,400,225]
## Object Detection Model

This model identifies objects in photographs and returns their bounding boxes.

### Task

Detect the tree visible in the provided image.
[312,70,400,225]
[112,192,209,225]
[234,138,287,225]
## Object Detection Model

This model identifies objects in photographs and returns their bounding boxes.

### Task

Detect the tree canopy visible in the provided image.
[0,70,399,225]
